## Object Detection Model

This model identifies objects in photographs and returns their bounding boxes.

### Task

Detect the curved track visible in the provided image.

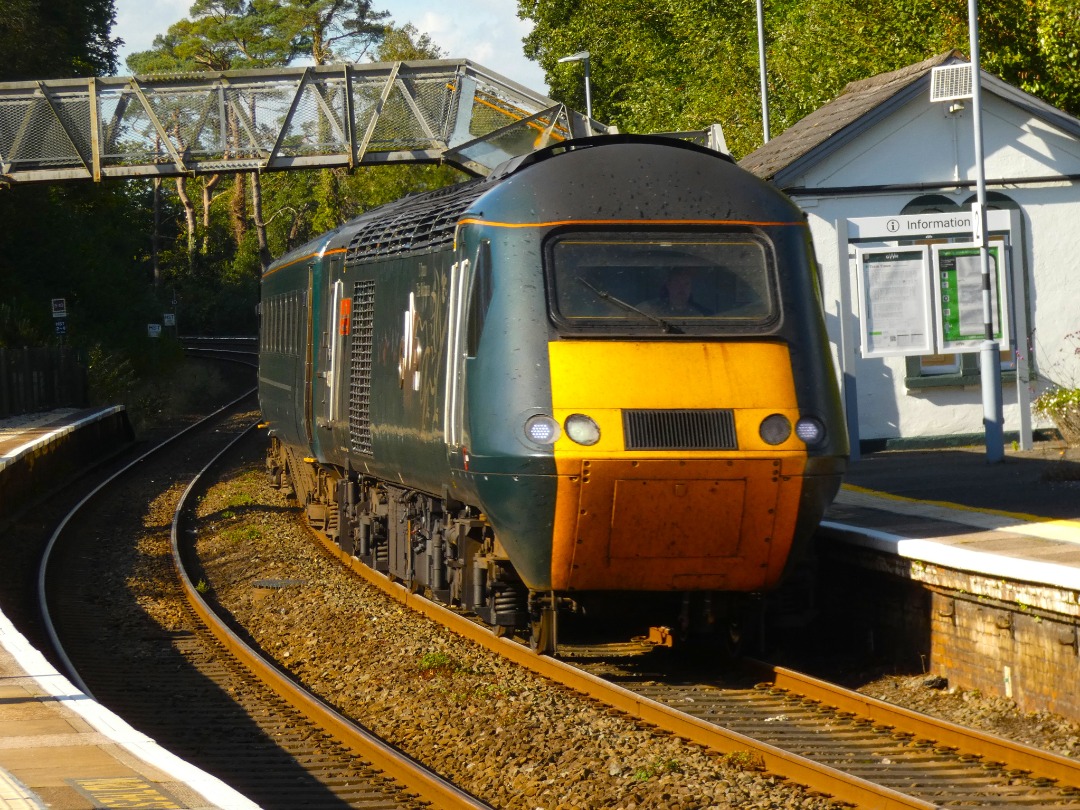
[310,525,1080,809]
[38,354,488,810]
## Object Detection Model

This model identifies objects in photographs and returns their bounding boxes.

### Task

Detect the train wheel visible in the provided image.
[529,607,557,655]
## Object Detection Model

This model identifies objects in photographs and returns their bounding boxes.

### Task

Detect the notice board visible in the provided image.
[932,241,1010,351]
[854,246,933,357]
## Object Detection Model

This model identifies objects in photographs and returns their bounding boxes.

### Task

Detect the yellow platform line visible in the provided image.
[838,483,1080,545]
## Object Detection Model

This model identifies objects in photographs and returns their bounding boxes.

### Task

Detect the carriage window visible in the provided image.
[547,232,777,334]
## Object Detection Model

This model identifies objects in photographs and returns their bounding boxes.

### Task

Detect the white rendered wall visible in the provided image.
[787,92,1080,443]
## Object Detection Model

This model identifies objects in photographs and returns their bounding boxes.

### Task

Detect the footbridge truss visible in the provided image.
[0,59,594,184]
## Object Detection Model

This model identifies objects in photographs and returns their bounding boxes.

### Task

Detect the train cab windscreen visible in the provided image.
[546,232,779,335]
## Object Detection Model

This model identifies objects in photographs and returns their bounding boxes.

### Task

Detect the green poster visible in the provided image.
[935,244,1006,347]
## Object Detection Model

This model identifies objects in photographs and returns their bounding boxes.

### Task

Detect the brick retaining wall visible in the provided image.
[818,541,1080,720]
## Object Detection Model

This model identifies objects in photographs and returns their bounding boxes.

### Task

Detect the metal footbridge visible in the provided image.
[0,59,594,184]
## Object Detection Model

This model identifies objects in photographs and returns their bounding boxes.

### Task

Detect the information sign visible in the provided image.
[51,298,67,318]
[147,323,162,338]
[163,313,176,327]
[855,246,933,357]
[932,241,1009,351]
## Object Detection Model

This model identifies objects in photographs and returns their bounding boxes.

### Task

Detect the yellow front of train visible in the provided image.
[529,225,845,595]
[547,340,812,592]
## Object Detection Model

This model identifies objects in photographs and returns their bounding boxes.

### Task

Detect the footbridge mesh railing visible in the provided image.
[0,59,591,184]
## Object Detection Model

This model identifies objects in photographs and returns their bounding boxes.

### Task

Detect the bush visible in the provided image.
[1034,329,1080,446]
[1033,386,1080,446]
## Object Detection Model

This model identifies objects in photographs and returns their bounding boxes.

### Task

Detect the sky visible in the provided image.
[111,0,549,93]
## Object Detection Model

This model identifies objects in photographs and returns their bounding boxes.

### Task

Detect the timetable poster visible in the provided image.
[932,242,1009,351]
[855,246,933,357]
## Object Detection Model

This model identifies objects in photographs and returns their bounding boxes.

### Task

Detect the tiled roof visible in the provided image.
[738,51,965,181]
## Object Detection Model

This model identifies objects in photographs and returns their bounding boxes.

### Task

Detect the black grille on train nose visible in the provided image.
[623,409,738,450]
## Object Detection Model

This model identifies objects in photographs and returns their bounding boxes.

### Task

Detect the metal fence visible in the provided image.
[0,347,86,418]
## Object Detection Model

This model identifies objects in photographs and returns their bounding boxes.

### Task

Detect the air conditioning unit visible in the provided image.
[930,64,973,102]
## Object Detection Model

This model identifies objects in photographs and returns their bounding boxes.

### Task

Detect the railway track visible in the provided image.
[564,651,1080,809]
[32,337,1078,808]
[37,372,487,809]
[304,514,1080,808]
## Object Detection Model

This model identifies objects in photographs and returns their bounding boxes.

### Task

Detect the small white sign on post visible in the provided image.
[147,323,162,338]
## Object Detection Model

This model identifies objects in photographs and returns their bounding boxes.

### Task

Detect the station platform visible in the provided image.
[0,408,258,810]
[0,407,133,529]
[823,442,1080,593]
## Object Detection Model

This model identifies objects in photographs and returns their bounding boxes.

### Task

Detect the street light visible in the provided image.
[557,50,592,121]
[967,0,1004,463]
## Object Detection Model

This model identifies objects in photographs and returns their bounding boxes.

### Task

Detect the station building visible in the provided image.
[739,51,1080,451]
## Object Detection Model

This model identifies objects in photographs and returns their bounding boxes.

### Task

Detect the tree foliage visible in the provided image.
[0,0,120,80]
[519,0,1080,157]
[125,15,462,332]
[0,0,130,355]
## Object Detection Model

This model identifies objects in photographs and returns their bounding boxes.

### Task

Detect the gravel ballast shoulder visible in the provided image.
[194,450,842,810]
[193,441,1080,809]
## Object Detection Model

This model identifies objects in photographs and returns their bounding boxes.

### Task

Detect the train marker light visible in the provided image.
[795,417,826,446]
[564,414,601,446]
[525,415,561,445]
[759,414,792,445]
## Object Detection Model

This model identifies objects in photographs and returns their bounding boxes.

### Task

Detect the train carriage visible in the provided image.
[259,134,848,652]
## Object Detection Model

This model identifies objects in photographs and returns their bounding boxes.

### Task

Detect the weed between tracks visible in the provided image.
[632,758,685,782]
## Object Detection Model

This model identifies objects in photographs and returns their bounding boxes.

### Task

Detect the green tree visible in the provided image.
[519,0,1080,157]
[272,0,389,64]
[0,0,137,364]
[0,0,120,80]
[258,22,463,247]
[127,0,393,273]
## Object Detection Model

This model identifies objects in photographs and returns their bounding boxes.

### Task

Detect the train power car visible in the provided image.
[259,134,848,653]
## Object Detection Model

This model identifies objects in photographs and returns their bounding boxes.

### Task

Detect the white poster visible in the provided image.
[855,246,933,357]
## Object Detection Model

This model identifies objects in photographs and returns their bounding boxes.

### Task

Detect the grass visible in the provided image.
[220,525,263,543]
[632,758,684,782]
[718,750,765,771]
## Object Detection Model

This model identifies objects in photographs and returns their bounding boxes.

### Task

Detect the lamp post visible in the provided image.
[967,0,1004,462]
[557,50,592,122]
[756,0,770,142]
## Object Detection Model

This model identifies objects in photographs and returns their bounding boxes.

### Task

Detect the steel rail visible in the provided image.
[770,664,1080,789]
[36,385,258,698]
[312,532,937,810]
[171,426,492,810]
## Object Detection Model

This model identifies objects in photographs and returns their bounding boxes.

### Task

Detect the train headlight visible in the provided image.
[524,415,561,445]
[795,417,826,446]
[759,414,792,445]
[564,414,601,446]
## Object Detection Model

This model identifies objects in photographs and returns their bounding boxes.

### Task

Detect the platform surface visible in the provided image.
[0,408,258,810]
[823,442,1080,591]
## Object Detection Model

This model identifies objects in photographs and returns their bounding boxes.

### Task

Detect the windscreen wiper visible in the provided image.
[576,278,683,334]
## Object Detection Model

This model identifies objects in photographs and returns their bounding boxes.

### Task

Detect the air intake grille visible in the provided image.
[623,409,737,450]
[348,280,376,454]
[344,179,489,262]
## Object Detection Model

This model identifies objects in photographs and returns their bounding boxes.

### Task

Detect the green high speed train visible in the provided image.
[258,134,848,653]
